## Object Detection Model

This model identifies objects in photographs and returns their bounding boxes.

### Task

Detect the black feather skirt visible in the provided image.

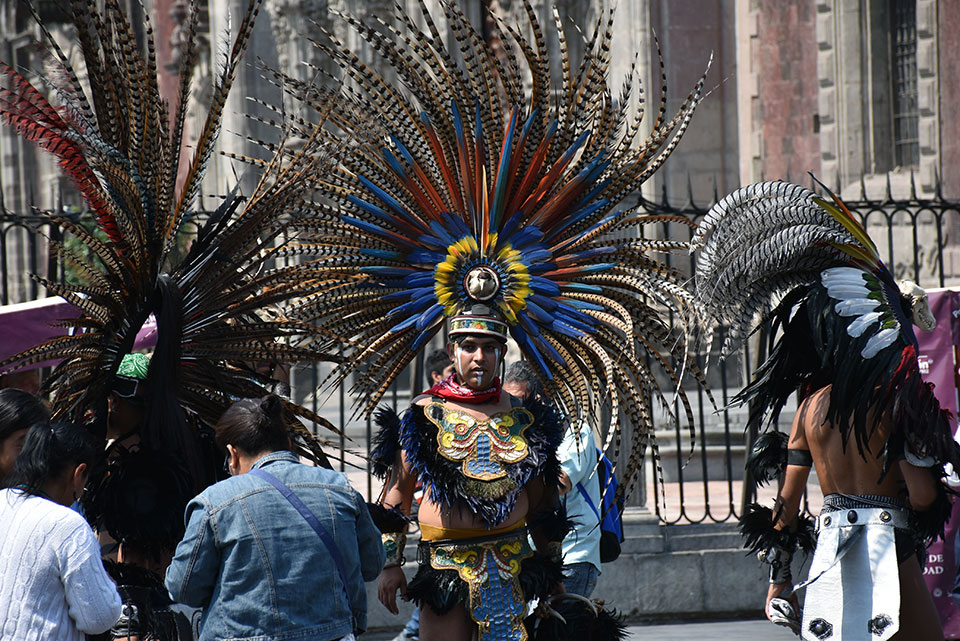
[407,542,564,615]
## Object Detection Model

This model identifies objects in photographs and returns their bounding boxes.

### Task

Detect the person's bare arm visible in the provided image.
[774,404,812,530]
[899,459,939,511]
[377,450,416,615]
[765,398,813,620]
[381,450,416,514]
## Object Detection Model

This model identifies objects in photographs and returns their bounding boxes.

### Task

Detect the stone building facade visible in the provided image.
[1,1,956,286]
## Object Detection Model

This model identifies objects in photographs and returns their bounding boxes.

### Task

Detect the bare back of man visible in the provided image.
[776,385,943,641]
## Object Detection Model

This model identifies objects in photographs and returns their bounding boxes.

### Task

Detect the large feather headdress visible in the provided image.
[261,0,712,497]
[0,0,338,465]
[691,179,959,476]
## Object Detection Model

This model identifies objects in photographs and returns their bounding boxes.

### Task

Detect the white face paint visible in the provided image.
[452,337,503,390]
[899,280,936,332]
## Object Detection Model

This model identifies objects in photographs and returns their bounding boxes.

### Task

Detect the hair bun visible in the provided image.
[259,394,283,421]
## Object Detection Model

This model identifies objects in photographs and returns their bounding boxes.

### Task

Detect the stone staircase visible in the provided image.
[590,508,768,620]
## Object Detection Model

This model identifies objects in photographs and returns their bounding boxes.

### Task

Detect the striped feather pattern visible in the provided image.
[0,0,340,466]
[255,0,712,501]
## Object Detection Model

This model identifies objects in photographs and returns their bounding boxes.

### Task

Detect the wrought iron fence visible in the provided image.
[2,177,958,525]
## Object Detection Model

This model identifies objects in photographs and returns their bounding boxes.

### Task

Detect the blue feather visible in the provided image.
[416,303,444,331]
[474,97,484,153]
[379,290,414,303]
[554,307,597,332]
[559,212,620,246]
[529,276,561,296]
[386,295,434,319]
[418,234,446,249]
[347,194,400,226]
[527,262,557,275]
[558,129,591,164]
[525,299,553,324]
[490,109,517,231]
[561,282,603,294]
[388,314,419,332]
[362,266,414,277]
[544,199,609,240]
[509,324,552,379]
[519,108,538,144]
[582,153,610,185]
[442,211,472,238]
[560,298,604,311]
[404,272,435,287]
[389,134,416,168]
[578,262,617,274]
[408,250,446,263]
[411,324,441,351]
[570,177,611,213]
[358,247,403,260]
[428,220,458,246]
[381,146,408,180]
[517,310,541,337]
[497,210,524,243]
[521,248,553,263]
[357,174,411,220]
[528,293,558,311]
[551,320,585,339]
[343,217,416,249]
[451,99,466,143]
[533,334,565,365]
[508,226,544,249]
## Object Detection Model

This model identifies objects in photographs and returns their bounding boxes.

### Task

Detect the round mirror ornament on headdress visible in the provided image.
[464,265,500,302]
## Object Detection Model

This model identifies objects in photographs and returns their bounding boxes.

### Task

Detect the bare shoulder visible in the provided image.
[797,385,832,426]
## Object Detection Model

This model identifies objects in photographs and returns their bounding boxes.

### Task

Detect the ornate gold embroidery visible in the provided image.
[429,532,534,641]
[425,403,534,481]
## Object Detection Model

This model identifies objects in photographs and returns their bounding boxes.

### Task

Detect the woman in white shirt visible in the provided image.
[0,422,122,641]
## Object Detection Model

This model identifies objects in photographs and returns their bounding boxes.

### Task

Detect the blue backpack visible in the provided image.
[576,447,624,563]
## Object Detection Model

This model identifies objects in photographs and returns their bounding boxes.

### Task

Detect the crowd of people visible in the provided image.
[0,323,617,641]
[0,2,957,641]
[1,287,954,641]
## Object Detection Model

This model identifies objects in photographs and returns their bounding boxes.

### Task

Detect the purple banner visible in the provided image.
[916,289,960,636]
[0,297,157,371]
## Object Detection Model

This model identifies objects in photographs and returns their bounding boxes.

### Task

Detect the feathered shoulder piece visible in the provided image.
[0,0,340,465]
[692,179,960,474]
[745,430,789,486]
[267,0,713,500]
[370,405,402,479]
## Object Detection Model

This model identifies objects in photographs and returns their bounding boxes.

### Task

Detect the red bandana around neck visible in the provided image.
[425,373,501,404]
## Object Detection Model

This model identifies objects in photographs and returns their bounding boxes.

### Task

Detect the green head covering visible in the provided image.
[113,353,150,399]
[117,353,150,379]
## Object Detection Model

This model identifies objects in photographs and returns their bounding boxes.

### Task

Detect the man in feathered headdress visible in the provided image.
[692,180,960,641]
[253,0,712,636]
[371,299,571,641]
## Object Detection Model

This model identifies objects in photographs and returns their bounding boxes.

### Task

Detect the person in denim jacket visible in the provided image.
[165,395,385,641]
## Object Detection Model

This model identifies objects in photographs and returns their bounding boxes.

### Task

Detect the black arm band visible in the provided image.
[786,448,813,467]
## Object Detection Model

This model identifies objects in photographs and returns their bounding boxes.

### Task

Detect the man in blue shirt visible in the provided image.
[502,361,602,596]
[166,395,385,641]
